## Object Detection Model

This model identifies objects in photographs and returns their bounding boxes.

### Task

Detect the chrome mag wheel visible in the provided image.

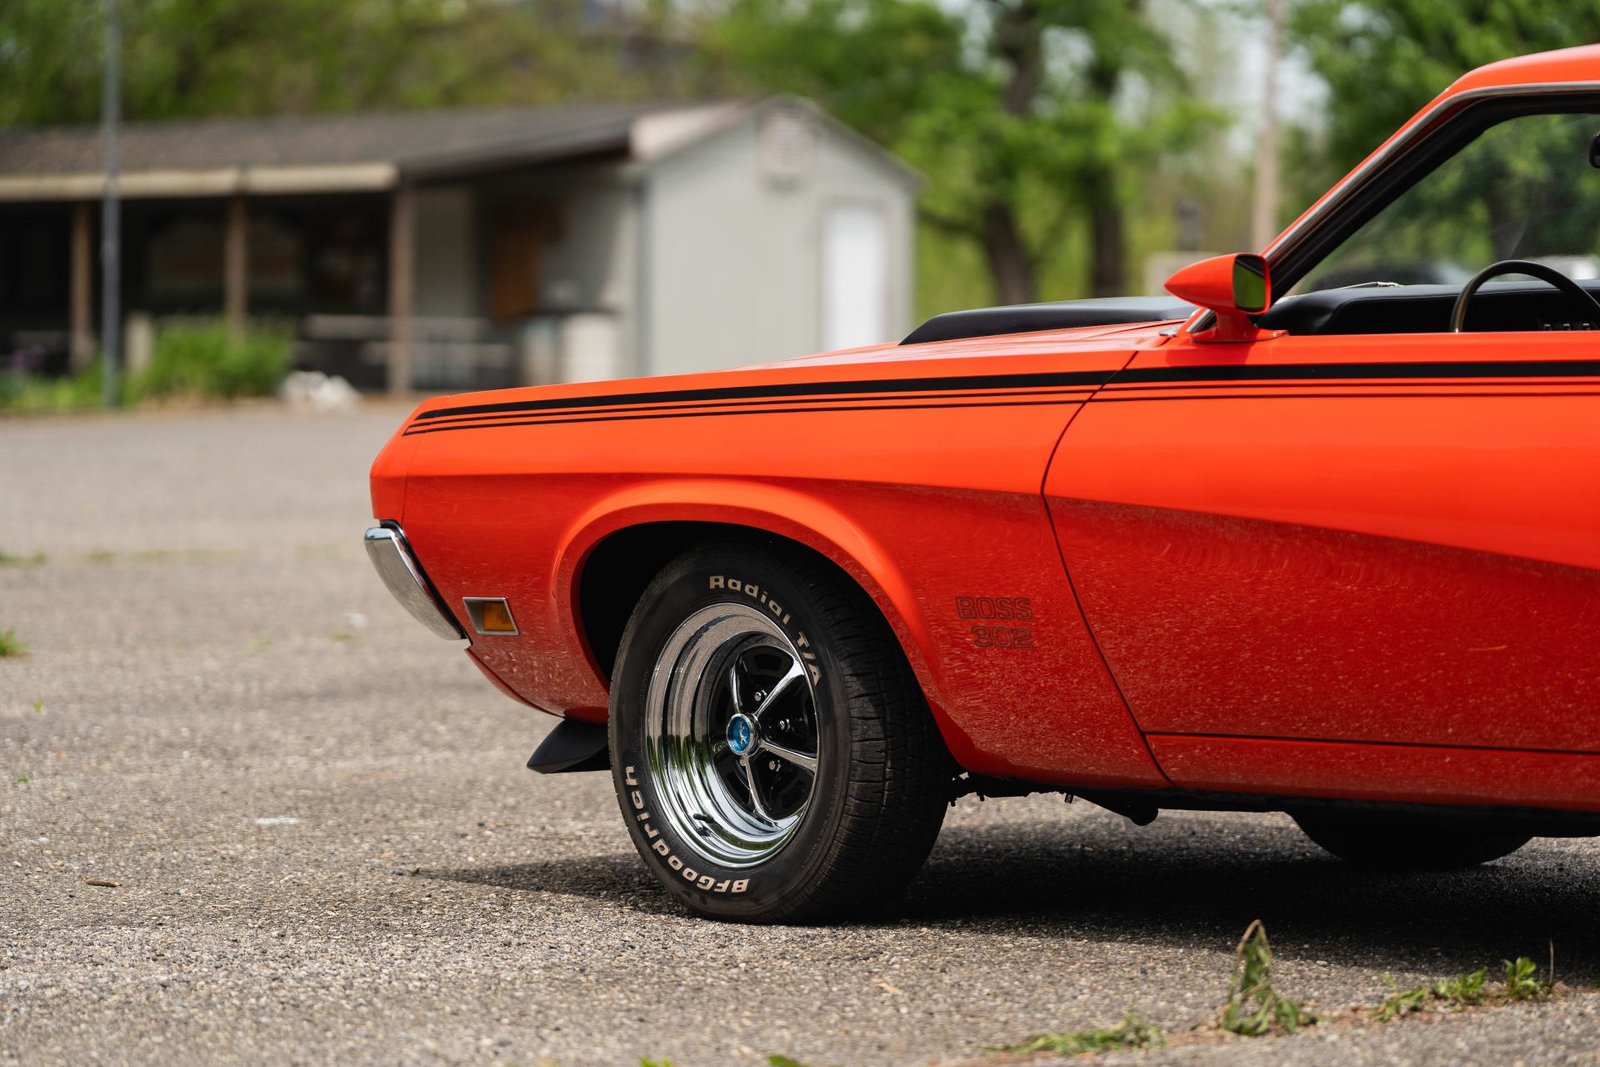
[644,602,821,868]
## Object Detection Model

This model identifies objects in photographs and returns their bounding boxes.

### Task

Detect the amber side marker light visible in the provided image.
[463,597,519,636]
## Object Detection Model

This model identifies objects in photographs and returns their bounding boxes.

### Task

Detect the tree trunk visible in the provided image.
[981,202,1037,305]
[1084,50,1127,298]
[979,0,1043,305]
[1084,167,1126,297]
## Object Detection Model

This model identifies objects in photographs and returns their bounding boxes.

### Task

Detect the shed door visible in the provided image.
[821,202,888,351]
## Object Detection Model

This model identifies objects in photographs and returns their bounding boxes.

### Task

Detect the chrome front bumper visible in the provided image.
[363,524,466,640]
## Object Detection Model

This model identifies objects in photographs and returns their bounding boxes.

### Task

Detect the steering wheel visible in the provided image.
[1450,258,1600,332]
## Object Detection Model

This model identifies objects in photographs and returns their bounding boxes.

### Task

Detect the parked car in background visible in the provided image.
[368,45,1600,922]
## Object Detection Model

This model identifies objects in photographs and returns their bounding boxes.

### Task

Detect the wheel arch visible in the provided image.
[557,482,945,715]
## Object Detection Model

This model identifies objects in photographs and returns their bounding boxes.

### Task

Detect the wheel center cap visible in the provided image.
[726,713,756,755]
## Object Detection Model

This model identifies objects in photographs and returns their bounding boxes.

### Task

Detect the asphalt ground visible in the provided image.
[3,404,1600,1066]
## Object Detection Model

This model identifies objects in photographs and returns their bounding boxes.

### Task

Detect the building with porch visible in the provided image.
[0,98,917,392]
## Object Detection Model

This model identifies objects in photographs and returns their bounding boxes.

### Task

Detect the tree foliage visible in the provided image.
[705,0,1221,302]
[1289,0,1600,177]
[0,0,694,128]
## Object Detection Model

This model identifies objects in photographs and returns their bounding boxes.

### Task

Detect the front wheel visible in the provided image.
[1292,810,1531,869]
[608,541,949,922]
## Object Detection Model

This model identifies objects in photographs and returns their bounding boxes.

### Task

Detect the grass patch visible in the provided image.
[991,1012,1165,1056]
[1218,920,1314,1036]
[0,547,45,566]
[0,629,27,657]
[14,772,32,784]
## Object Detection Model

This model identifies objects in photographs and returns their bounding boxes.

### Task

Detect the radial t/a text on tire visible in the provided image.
[607,540,949,922]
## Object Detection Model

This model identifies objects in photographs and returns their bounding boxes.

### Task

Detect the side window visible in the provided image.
[1297,112,1600,294]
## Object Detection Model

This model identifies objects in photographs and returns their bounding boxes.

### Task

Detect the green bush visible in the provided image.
[0,359,110,413]
[1,320,291,413]
[134,319,291,401]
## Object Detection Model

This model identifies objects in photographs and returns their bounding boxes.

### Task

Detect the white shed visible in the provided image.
[522,97,921,383]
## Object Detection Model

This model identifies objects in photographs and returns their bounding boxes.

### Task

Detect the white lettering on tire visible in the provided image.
[707,575,822,684]
[623,765,750,895]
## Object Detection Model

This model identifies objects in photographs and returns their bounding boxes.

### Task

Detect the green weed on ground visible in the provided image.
[1218,919,1314,1036]
[0,629,27,657]
[1378,956,1551,1021]
[0,547,45,566]
[990,1012,1165,1056]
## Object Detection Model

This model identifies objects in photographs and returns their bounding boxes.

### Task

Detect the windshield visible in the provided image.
[1294,110,1600,294]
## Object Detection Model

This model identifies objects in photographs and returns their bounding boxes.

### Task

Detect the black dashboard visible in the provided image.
[1258,280,1600,335]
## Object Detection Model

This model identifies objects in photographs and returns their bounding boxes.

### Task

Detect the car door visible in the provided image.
[1046,327,1600,767]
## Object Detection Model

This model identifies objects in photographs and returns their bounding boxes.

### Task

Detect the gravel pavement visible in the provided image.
[3,404,1600,1066]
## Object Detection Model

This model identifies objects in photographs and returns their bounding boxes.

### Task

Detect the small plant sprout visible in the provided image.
[1218,920,1314,1036]
[0,548,44,566]
[992,1012,1165,1056]
[32,699,43,713]
[0,629,27,658]
[15,772,32,784]
[1377,956,1551,1021]
[1503,956,1549,1001]
[1377,968,1488,1021]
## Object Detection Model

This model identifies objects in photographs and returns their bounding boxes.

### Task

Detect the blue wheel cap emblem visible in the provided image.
[727,714,754,755]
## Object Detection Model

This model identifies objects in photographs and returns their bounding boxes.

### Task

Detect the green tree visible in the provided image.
[0,0,693,128]
[705,0,1218,303]
[1289,0,1600,176]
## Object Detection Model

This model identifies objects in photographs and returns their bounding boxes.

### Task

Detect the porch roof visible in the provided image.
[0,100,732,201]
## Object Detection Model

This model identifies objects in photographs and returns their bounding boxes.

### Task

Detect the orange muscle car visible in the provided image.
[369,46,1600,921]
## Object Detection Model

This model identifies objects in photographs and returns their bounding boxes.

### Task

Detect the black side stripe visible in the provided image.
[411,370,1116,422]
[1111,358,1600,385]
[413,386,1095,430]
[404,358,1600,434]
[403,398,1089,434]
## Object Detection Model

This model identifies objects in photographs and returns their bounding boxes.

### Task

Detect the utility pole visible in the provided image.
[101,0,121,408]
[1251,0,1283,251]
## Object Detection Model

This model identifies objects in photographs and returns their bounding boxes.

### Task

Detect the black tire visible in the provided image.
[1292,810,1531,869]
[607,540,950,922]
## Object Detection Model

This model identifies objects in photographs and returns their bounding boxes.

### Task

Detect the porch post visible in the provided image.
[387,182,416,395]
[70,202,94,372]
[224,194,248,340]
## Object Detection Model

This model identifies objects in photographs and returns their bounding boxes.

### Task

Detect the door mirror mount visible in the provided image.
[1165,253,1272,342]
